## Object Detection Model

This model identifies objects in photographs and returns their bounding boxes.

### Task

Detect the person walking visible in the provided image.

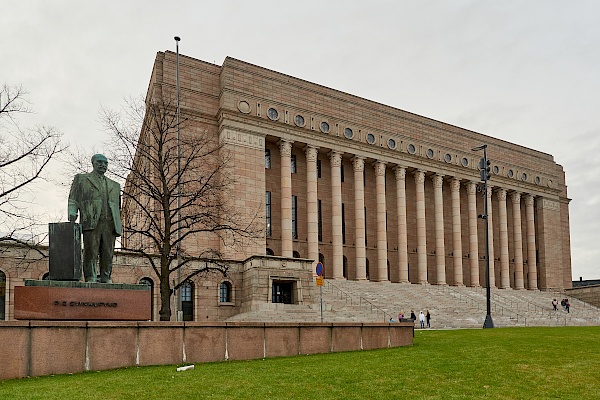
[552,299,558,311]
[566,299,570,313]
[426,309,431,328]
[410,310,416,321]
[419,311,425,329]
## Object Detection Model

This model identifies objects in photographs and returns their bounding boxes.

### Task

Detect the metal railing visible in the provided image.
[324,280,392,322]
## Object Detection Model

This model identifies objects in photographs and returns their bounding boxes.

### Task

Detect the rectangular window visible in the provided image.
[318,199,323,242]
[291,154,297,174]
[266,191,272,237]
[317,159,322,179]
[341,164,345,183]
[265,149,271,169]
[342,203,346,244]
[292,195,298,239]
[364,207,367,246]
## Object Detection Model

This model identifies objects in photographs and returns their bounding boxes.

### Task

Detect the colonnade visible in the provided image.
[274,140,539,289]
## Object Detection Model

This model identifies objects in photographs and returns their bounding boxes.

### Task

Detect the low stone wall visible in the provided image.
[0,321,413,380]
[566,285,600,308]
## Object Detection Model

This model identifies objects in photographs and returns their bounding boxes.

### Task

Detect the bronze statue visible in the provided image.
[68,154,122,283]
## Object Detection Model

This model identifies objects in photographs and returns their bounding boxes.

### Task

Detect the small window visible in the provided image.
[266,191,272,237]
[364,207,368,247]
[521,173,528,181]
[508,169,514,178]
[535,176,541,185]
[344,128,354,139]
[320,121,330,133]
[267,107,279,121]
[318,199,323,242]
[407,144,416,154]
[294,114,305,127]
[444,153,452,163]
[292,195,298,239]
[181,281,194,321]
[266,248,275,256]
[341,164,345,183]
[461,157,469,167]
[366,133,376,144]
[291,154,297,174]
[387,138,397,150]
[293,251,301,258]
[317,159,322,179]
[342,203,346,245]
[219,281,232,303]
[493,165,500,174]
[426,148,434,159]
[265,149,271,169]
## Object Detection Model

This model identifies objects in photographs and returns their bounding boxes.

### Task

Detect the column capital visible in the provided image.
[524,194,535,206]
[511,191,522,204]
[495,187,507,201]
[450,177,461,192]
[373,160,386,176]
[352,155,365,172]
[486,186,493,199]
[466,181,478,195]
[394,165,407,180]
[432,174,444,188]
[414,170,426,184]
[279,140,293,157]
[328,150,343,167]
[304,145,319,162]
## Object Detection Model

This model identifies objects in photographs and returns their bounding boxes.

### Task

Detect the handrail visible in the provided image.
[324,280,392,322]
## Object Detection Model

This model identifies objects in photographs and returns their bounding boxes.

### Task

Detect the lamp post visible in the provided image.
[175,35,182,321]
[472,144,494,329]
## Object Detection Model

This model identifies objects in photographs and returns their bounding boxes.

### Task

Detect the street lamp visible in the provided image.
[472,144,494,329]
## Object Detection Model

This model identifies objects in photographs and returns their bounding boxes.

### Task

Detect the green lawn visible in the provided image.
[1,327,598,399]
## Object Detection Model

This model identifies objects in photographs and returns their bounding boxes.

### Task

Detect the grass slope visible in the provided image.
[1,327,598,399]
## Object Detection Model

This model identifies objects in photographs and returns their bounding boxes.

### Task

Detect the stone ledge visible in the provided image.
[25,279,148,291]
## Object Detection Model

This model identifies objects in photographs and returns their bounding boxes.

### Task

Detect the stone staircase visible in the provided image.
[226,279,600,328]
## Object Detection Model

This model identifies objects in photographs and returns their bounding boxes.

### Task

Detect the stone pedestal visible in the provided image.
[14,280,150,320]
[48,222,82,281]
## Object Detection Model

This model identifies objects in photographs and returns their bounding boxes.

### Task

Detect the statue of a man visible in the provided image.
[68,154,122,283]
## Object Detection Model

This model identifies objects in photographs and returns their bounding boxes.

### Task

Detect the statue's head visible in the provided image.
[91,154,108,175]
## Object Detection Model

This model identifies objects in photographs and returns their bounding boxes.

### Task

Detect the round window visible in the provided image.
[461,157,469,167]
[366,133,376,144]
[535,176,541,185]
[387,138,397,149]
[407,144,416,154]
[294,114,305,127]
[267,107,279,121]
[493,165,499,174]
[320,121,330,133]
[426,148,434,159]
[521,173,528,181]
[444,153,452,163]
[344,128,354,139]
[238,101,251,114]
[508,169,514,178]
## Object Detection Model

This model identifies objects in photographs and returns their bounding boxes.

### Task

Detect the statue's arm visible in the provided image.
[68,175,80,222]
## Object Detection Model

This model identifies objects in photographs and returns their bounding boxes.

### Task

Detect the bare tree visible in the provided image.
[101,93,260,321]
[0,84,65,251]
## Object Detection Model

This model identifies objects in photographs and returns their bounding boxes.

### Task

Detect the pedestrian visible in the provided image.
[560,299,566,309]
[426,309,431,328]
[566,299,570,313]
[552,299,558,311]
[389,317,395,323]
[398,311,404,321]
[410,310,416,321]
[419,311,425,328]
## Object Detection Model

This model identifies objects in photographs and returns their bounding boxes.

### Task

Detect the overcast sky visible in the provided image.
[2,1,599,280]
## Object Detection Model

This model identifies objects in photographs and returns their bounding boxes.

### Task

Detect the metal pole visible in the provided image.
[320,285,323,322]
[175,36,182,321]
[482,146,494,328]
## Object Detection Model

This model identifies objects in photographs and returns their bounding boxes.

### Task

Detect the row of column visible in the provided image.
[278,140,538,289]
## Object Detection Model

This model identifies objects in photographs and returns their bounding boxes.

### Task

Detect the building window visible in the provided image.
[291,154,297,174]
[292,195,298,239]
[139,277,154,320]
[266,191,272,237]
[364,207,368,247]
[0,270,5,320]
[317,159,322,178]
[343,256,348,279]
[219,281,232,303]
[181,281,194,321]
[341,164,345,182]
[293,250,301,258]
[342,203,346,245]
[366,258,370,281]
[265,149,271,169]
[266,248,275,256]
[318,199,323,242]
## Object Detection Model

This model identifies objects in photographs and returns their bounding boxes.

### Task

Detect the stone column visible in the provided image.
[496,188,510,289]
[414,170,427,284]
[525,194,538,290]
[433,174,446,285]
[353,156,367,280]
[279,140,293,257]
[330,151,344,279]
[451,178,463,286]
[394,166,409,283]
[466,181,480,287]
[486,186,496,288]
[305,145,319,272]
[512,191,525,290]
[374,161,388,281]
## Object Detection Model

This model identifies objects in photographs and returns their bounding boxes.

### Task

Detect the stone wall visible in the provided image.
[0,321,413,380]
[566,285,600,308]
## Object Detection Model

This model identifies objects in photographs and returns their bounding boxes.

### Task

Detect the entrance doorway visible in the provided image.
[272,280,294,304]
